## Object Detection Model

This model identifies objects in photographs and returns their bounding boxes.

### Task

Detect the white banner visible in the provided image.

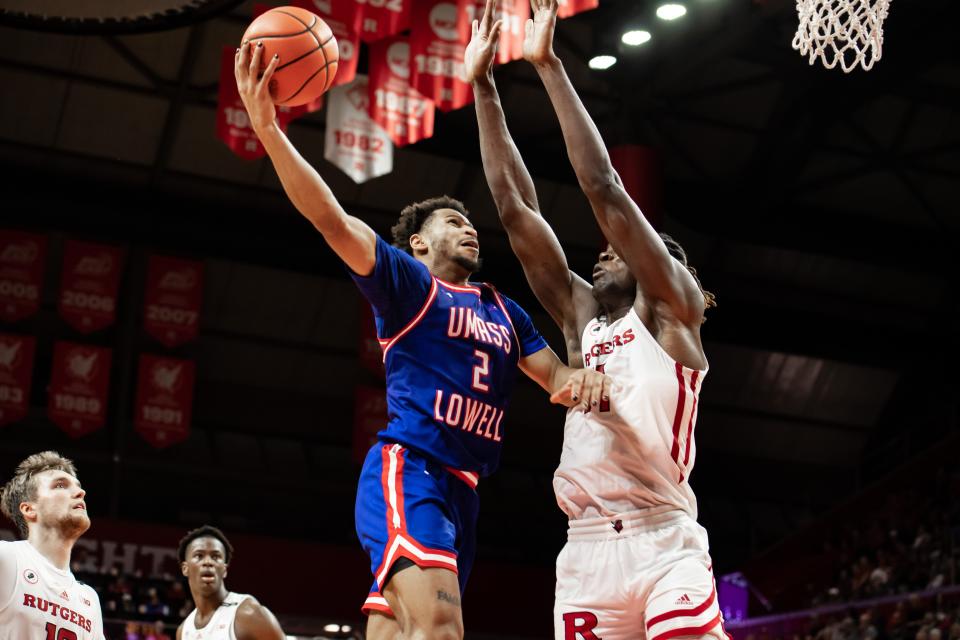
[324,75,394,183]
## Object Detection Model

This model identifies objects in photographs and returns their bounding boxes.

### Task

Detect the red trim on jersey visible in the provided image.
[444,466,479,489]
[649,612,724,640]
[371,444,459,590]
[669,362,687,466]
[488,286,519,355]
[681,371,701,467]
[380,278,439,361]
[362,592,393,616]
[437,278,481,295]
[646,583,717,629]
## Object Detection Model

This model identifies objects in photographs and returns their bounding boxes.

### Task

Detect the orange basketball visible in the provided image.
[241,6,339,107]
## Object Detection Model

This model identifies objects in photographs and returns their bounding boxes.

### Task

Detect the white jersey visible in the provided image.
[181,592,251,640]
[554,308,706,521]
[0,540,104,640]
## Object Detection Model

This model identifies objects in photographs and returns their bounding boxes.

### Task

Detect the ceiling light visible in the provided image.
[656,3,687,20]
[323,624,340,633]
[622,30,652,46]
[588,55,617,70]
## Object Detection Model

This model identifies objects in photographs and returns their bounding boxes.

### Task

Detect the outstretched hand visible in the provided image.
[550,367,613,413]
[464,0,503,85]
[235,41,281,133]
[523,0,560,66]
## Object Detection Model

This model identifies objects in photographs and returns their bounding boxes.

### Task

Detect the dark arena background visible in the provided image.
[0,0,958,638]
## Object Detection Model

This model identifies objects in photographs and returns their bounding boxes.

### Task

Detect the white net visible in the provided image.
[792,0,892,73]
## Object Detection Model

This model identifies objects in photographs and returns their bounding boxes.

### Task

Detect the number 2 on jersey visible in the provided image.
[472,350,490,392]
[46,623,78,640]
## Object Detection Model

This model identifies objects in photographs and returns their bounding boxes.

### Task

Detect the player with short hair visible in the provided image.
[176,525,285,640]
[465,1,726,638]
[235,39,611,640]
[0,451,105,640]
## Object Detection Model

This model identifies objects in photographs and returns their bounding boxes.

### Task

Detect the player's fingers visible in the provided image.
[601,375,611,404]
[549,381,572,407]
[472,19,479,38]
[491,19,503,44]
[236,42,249,80]
[257,53,280,95]
[483,0,496,29]
[248,40,263,77]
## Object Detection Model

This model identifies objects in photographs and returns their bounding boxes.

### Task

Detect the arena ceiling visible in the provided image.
[0,0,957,571]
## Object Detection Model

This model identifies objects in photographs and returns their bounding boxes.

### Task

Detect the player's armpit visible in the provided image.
[233,598,286,640]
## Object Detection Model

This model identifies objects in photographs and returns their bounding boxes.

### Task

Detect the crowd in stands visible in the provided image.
[71,563,186,639]
[738,592,960,640]
[811,466,959,607]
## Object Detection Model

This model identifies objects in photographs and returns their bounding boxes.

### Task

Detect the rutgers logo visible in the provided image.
[0,242,39,264]
[74,253,113,276]
[151,362,183,393]
[0,339,22,370]
[158,269,197,292]
[310,0,332,13]
[563,611,601,639]
[66,350,99,383]
[347,84,369,111]
[386,41,411,79]
[428,3,459,41]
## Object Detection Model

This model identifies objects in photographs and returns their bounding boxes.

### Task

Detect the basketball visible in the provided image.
[241,6,338,107]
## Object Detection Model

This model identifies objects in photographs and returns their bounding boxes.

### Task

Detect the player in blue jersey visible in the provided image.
[236,41,612,640]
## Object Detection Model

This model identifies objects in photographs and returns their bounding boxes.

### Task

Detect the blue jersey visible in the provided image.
[351,237,547,477]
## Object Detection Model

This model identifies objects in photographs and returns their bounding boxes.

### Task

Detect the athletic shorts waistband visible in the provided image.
[567,508,692,540]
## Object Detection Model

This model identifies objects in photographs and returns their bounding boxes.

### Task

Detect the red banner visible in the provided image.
[353,385,388,463]
[410,0,473,112]
[324,75,394,183]
[368,36,436,146]
[557,0,598,19]
[143,256,203,348]
[216,46,302,161]
[610,145,663,229]
[48,342,111,437]
[58,240,124,334]
[0,231,46,324]
[292,0,362,88]
[357,0,411,43]
[135,355,195,448]
[0,333,35,427]
[462,0,528,63]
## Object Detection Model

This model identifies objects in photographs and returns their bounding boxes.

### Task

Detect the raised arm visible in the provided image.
[465,0,594,344]
[235,43,376,276]
[523,0,703,323]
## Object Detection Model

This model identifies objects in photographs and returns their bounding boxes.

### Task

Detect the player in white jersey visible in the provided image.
[466,1,727,638]
[177,526,284,640]
[0,451,105,640]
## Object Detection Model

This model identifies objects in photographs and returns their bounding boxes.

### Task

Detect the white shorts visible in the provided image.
[554,509,732,640]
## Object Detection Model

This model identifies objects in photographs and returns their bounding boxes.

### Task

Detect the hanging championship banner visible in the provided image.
[356,0,411,43]
[353,385,388,463]
[557,0,598,19]
[324,75,394,183]
[143,256,204,348]
[368,36,436,147]
[410,0,472,112]
[293,0,362,88]
[0,333,36,428]
[135,355,195,449]
[48,342,112,438]
[216,46,302,161]
[58,240,124,334]
[462,0,528,63]
[0,230,46,324]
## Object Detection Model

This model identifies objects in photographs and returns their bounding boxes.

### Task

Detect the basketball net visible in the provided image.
[792,0,892,72]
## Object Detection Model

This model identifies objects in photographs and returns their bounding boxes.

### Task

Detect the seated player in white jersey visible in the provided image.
[0,451,105,640]
[466,1,727,638]
[176,526,285,640]
[234,39,610,640]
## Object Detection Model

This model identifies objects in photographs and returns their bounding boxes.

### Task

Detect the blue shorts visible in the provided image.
[356,442,480,616]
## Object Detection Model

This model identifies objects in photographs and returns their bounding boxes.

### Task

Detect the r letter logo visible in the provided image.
[563,611,602,640]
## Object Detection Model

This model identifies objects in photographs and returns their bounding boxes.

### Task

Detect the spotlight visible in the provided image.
[622,29,652,46]
[323,623,340,633]
[656,3,687,20]
[588,55,617,70]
